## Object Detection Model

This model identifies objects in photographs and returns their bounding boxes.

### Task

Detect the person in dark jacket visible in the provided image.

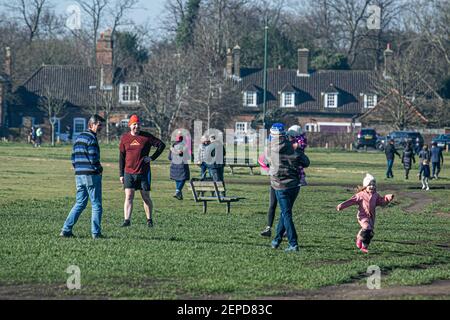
[205,134,225,183]
[401,142,415,179]
[60,114,105,239]
[418,144,431,180]
[265,123,310,252]
[169,134,190,200]
[431,142,444,179]
[384,139,401,179]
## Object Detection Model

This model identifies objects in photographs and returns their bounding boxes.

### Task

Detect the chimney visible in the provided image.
[96,29,113,86]
[226,48,233,76]
[4,47,11,77]
[232,45,241,78]
[297,48,309,76]
[383,43,393,78]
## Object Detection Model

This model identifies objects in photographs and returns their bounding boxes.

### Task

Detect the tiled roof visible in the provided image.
[19,65,99,106]
[238,68,376,114]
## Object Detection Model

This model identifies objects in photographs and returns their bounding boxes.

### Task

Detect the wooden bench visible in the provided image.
[188,179,243,213]
[225,158,259,175]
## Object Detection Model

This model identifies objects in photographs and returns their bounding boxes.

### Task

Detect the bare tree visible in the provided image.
[2,0,51,42]
[410,0,450,67]
[372,43,437,130]
[38,86,67,146]
[138,43,192,140]
[73,0,139,66]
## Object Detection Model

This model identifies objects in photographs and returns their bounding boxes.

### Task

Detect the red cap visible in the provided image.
[128,115,140,126]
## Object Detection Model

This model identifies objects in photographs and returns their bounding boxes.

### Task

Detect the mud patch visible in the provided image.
[257,280,450,300]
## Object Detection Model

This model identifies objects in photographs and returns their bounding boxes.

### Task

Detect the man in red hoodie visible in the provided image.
[119,115,166,227]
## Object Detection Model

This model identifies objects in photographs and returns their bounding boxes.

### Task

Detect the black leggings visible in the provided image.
[267,186,277,227]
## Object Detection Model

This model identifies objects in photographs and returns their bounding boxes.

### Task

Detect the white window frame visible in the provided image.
[364,94,377,108]
[243,91,257,107]
[305,123,318,132]
[281,92,295,108]
[119,83,139,104]
[73,118,86,138]
[324,93,338,108]
[235,122,248,134]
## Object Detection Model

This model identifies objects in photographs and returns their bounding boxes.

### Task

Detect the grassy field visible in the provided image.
[0,142,449,299]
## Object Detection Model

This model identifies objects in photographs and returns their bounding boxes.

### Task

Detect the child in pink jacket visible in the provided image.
[336,173,394,253]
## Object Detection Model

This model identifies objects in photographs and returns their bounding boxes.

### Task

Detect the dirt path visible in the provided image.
[258,280,450,300]
[399,191,434,213]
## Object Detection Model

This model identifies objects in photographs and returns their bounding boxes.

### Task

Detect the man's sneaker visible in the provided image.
[260,226,271,237]
[121,219,131,227]
[285,245,299,252]
[59,230,74,238]
[147,219,153,227]
[426,186,430,191]
[271,240,280,249]
[422,185,426,190]
[356,239,363,249]
[92,234,105,239]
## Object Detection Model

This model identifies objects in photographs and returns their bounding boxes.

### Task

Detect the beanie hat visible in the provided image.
[270,123,285,136]
[363,173,376,188]
[287,125,302,137]
[128,115,140,126]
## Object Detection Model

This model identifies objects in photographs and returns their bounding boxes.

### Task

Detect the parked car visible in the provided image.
[353,128,378,150]
[386,131,424,154]
[431,133,450,150]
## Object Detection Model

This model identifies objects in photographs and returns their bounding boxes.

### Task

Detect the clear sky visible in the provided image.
[55,0,167,29]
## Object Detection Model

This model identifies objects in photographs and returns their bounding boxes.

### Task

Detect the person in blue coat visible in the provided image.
[431,142,444,179]
[169,134,190,200]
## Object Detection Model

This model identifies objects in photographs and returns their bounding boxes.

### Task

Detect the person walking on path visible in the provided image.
[431,142,444,179]
[60,115,105,239]
[418,144,431,180]
[265,123,310,252]
[401,142,415,180]
[384,139,401,179]
[336,173,394,253]
[119,115,166,227]
[169,133,190,200]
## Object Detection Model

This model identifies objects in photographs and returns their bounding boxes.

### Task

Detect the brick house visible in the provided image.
[225,45,416,136]
[5,29,141,141]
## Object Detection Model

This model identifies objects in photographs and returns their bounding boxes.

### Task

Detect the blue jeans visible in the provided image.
[273,186,300,247]
[386,159,394,178]
[62,175,103,235]
[200,162,210,180]
[432,162,441,177]
[175,180,186,192]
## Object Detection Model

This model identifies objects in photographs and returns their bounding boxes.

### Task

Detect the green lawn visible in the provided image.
[0,142,449,299]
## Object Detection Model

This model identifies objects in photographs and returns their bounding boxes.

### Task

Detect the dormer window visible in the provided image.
[364,94,377,108]
[243,91,257,107]
[281,92,295,108]
[120,84,139,104]
[324,93,338,108]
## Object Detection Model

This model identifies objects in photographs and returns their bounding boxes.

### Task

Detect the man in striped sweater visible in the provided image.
[60,114,105,239]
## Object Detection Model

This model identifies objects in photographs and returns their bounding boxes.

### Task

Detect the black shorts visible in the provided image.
[123,172,151,191]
